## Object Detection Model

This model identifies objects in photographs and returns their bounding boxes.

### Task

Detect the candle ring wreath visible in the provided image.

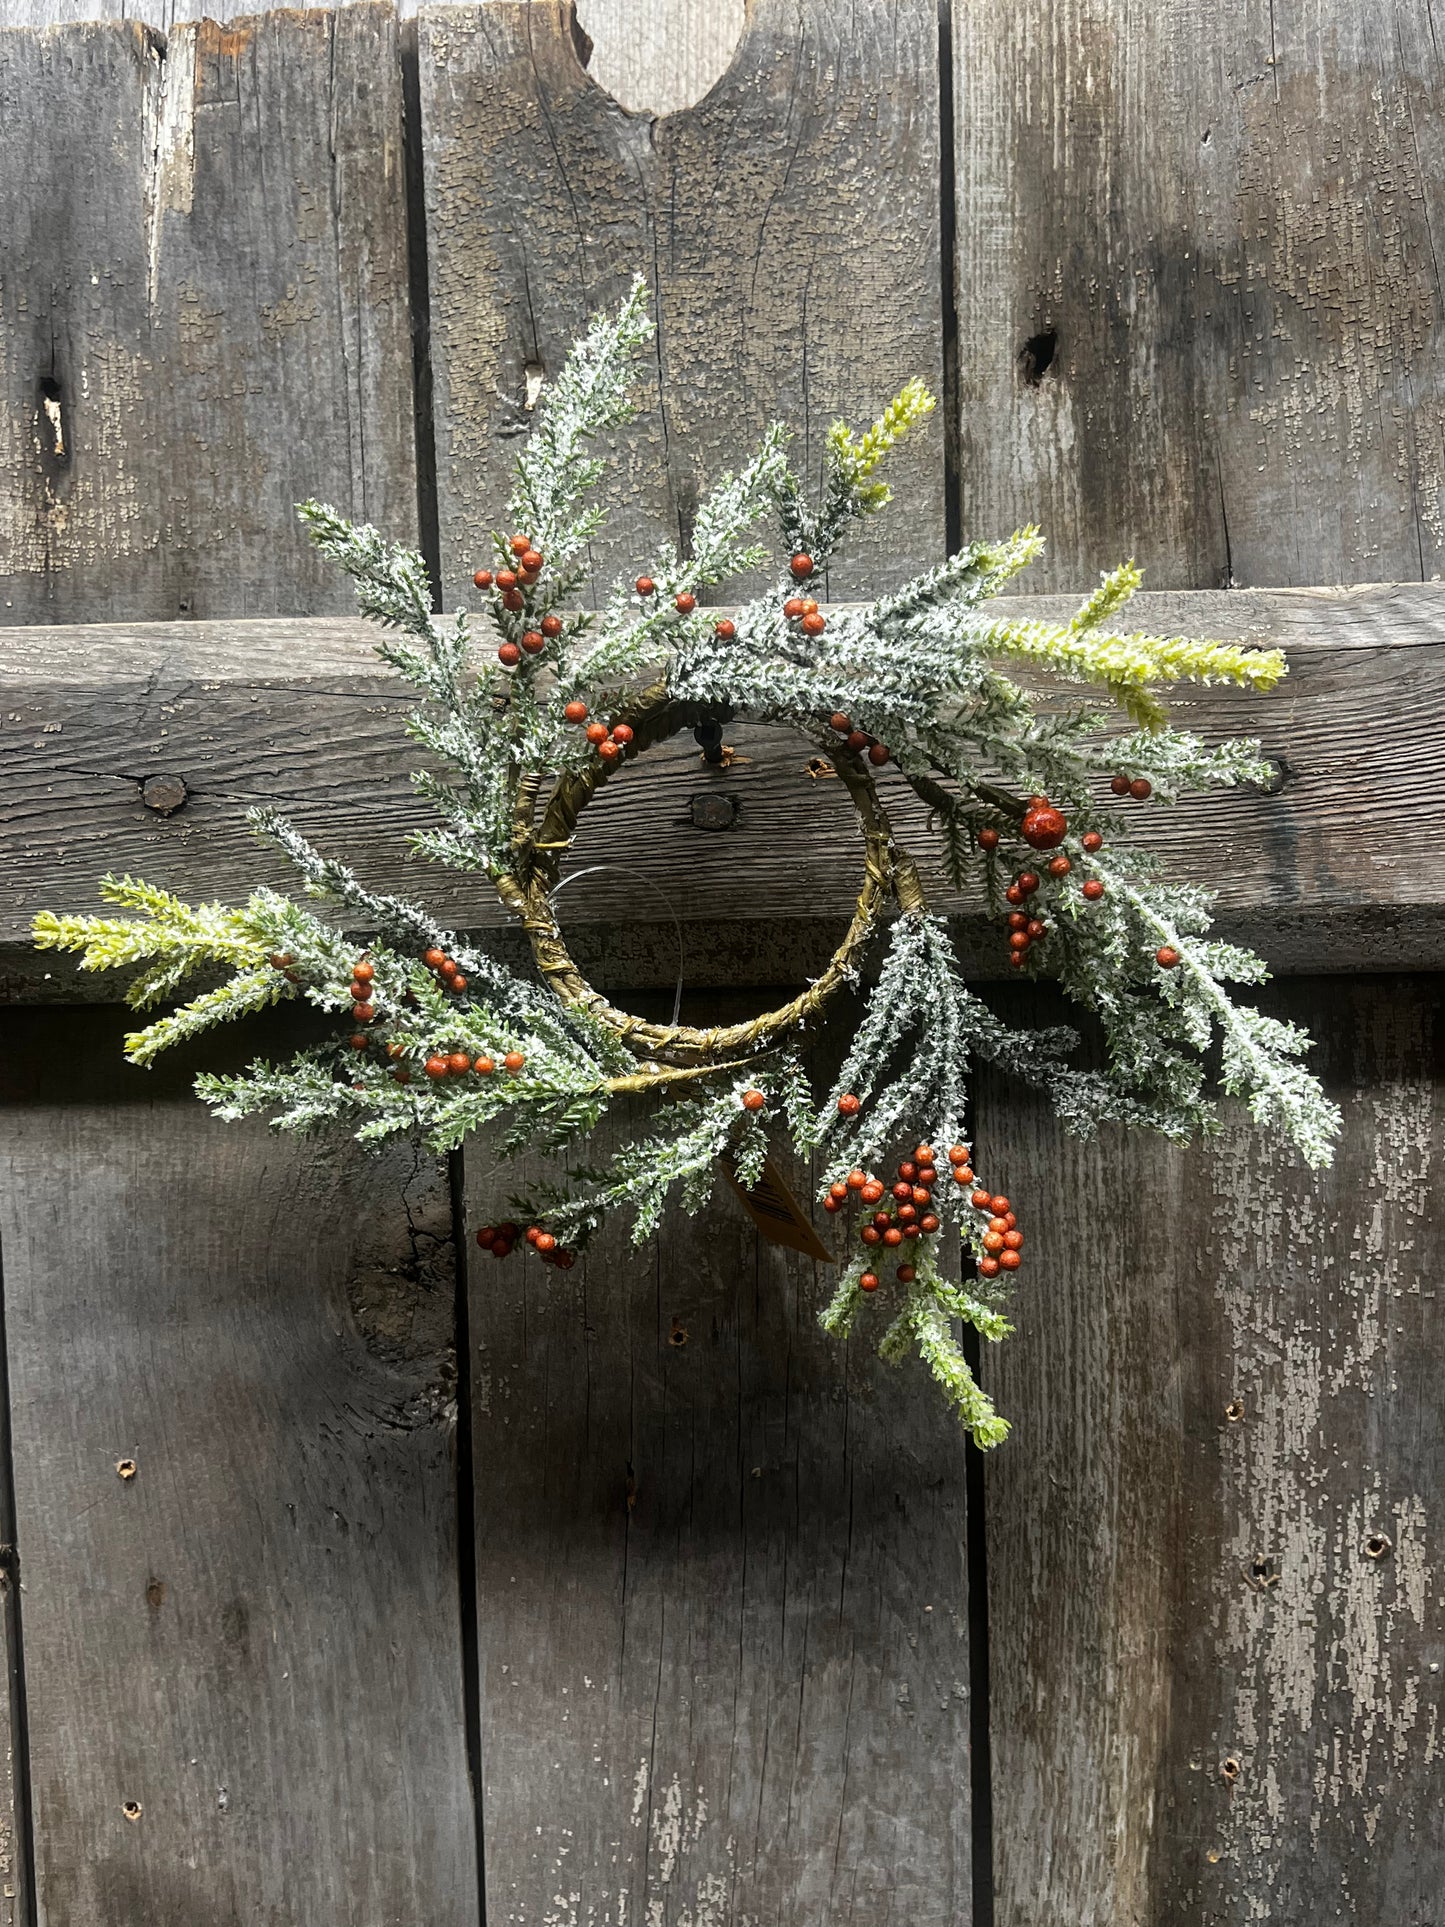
[38,279,1339,1446]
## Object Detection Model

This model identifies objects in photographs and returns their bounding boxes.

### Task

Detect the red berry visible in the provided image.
[349,1033,369,1050]
[521,630,545,653]
[846,730,869,752]
[1003,1230,1024,1250]
[1111,774,1131,795]
[920,1213,940,1233]
[983,1231,1006,1254]
[898,1203,918,1226]
[1082,879,1105,901]
[899,1161,918,1182]
[882,1227,904,1247]
[829,1180,849,1201]
[971,1189,992,1209]
[1018,872,1040,894]
[1008,931,1030,952]
[715,619,737,639]
[979,1256,1000,1277]
[473,1056,495,1075]
[1129,777,1153,800]
[860,1180,885,1204]
[1048,855,1071,877]
[1005,884,1024,905]
[896,1264,917,1284]
[564,701,588,723]
[585,722,609,744]
[948,1144,970,1165]
[988,1216,1009,1234]
[553,1250,576,1270]
[979,828,1000,852]
[861,1225,881,1246]
[392,1068,411,1084]
[800,599,819,616]
[838,1093,861,1116]
[824,1196,844,1213]
[859,1271,880,1293]
[674,592,697,614]
[990,1196,1010,1214]
[912,1187,930,1208]
[846,1169,867,1190]
[1156,945,1181,969]
[536,1232,557,1252]
[352,960,374,983]
[1008,952,1026,968]
[510,535,532,557]
[473,570,493,589]
[1082,831,1103,852]
[423,947,446,968]
[354,1002,376,1021]
[490,1240,513,1260]
[867,743,890,767]
[350,980,371,1000]
[802,612,827,635]
[498,642,522,665]
[598,740,621,763]
[521,550,544,573]
[448,1052,471,1075]
[610,723,635,745]
[636,576,656,596]
[1026,918,1046,939]
[914,1143,936,1163]
[502,590,524,611]
[1008,912,1028,931]
[873,1213,893,1231]
[496,570,518,590]
[424,1056,449,1079]
[741,1089,766,1112]
[790,553,815,578]
[503,1051,525,1072]
[476,1226,496,1248]
[831,713,851,733]
[1021,803,1068,850]
[783,597,806,619]
[999,1249,1022,1270]
[541,615,563,637]
[892,1181,912,1202]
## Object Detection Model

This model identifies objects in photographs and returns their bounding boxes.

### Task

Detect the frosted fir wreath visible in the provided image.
[37,280,1340,1447]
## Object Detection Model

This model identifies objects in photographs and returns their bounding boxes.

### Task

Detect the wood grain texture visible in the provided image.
[0,1006,480,1926]
[2,586,1443,965]
[418,0,945,609]
[0,6,416,624]
[464,1009,972,1927]
[979,977,1445,1926]
[953,1,1445,591]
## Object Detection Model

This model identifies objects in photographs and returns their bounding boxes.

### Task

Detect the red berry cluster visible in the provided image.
[476,1221,576,1268]
[997,802,1114,967]
[269,950,300,982]
[1110,773,1153,800]
[473,534,554,662]
[346,955,377,1041]
[560,701,635,766]
[784,593,827,638]
[423,945,468,996]
[423,1046,525,1080]
[968,1179,1024,1277]
[633,575,700,617]
[824,1142,946,1292]
[825,712,890,768]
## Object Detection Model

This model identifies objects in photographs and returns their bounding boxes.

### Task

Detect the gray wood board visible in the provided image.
[953,2,1445,591]
[0,1006,480,1925]
[417,0,946,609]
[0,7,416,624]
[462,1007,972,1926]
[1,587,1443,967]
[978,976,1445,1925]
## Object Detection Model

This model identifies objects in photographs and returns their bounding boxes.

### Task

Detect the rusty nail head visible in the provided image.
[689,793,738,830]
[142,774,188,815]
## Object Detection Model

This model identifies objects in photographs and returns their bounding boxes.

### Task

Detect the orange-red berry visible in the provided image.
[802,612,826,635]
[831,713,851,733]
[1082,831,1103,852]
[1082,879,1105,901]
[1157,945,1181,968]
[860,1271,880,1292]
[674,592,696,614]
[1049,855,1071,877]
[541,614,563,638]
[521,630,545,654]
[979,828,999,852]
[473,1056,495,1075]
[1129,777,1153,800]
[448,1052,471,1075]
[791,553,815,578]
[503,1051,525,1073]
[564,700,588,723]
[611,723,635,745]
[868,743,890,766]
[742,1089,766,1112]
[999,1249,1022,1270]
[636,576,656,596]
[424,1055,449,1079]
[498,642,521,665]
[715,619,737,639]
[838,1093,861,1116]
[585,722,609,744]
[473,569,493,589]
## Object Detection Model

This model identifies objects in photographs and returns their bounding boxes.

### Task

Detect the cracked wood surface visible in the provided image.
[953,1,1445,593]
[0,7,416,625]
[978,978,1445,1926]
[0,1007,481,1927]
[1,586,1442,976]
[464,1008,972,1927]
[417,0,946,609]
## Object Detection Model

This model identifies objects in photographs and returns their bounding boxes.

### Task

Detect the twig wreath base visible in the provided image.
[497,682,914,1078]
[34,278,1341,1448]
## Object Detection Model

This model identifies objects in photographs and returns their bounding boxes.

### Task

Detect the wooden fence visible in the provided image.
[1,4,1442,1924]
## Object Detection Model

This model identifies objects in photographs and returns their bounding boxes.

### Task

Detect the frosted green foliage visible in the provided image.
[35,278,1338,1450]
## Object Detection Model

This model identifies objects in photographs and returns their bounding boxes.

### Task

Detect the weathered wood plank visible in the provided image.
[0,6,416,624]
[464,1011,972,1927]
[418,0,946,607]
[953,1,1445,591]
[1,586,1443,971]
[0,1006,480,1926]
[979,977,1445,1926]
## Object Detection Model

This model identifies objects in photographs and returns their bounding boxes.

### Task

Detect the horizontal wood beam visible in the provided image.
[3,585,1443,995]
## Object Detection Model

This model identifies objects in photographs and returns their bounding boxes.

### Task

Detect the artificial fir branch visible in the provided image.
[35,280,1339,1448]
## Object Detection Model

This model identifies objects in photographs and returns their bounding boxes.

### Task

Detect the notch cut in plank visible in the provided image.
[0,1006,480,1927]
[1,585,1443,973]
[952,1,1445,591]
[462,1004,972,1926]
[979,976,1445,1926]
[418,0,945,608]
[0,8,416,625]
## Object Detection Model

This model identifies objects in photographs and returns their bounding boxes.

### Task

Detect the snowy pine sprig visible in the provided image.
[33,275,1338,1449]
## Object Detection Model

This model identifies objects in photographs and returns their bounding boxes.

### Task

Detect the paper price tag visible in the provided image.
[721,1154,835,1264]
